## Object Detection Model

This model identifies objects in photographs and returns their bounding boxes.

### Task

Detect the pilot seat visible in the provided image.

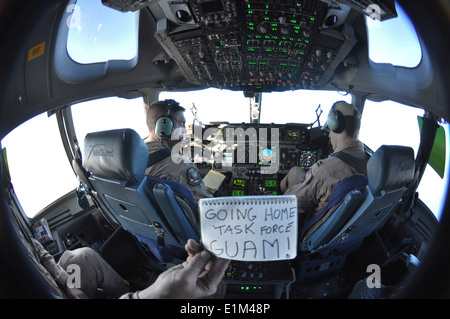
[294,145,415,298]
[77,128,200,266]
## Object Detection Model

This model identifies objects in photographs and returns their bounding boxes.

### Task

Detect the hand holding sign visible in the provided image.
[199,195,298,262]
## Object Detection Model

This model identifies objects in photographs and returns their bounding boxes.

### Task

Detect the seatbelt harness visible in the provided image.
[332,151,367,175]
[147,148,172,167]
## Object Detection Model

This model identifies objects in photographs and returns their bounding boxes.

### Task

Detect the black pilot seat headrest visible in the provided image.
[83,128,149,184]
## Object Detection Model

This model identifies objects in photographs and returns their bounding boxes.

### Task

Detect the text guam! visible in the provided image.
[203,206,296,260]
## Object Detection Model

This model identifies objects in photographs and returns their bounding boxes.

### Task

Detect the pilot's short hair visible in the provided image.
[148,99,185,114]
[343,114,361,139]
[145,99,186,129]
[323,101,361,138]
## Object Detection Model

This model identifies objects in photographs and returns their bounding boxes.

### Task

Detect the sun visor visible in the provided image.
[418,116,447,178]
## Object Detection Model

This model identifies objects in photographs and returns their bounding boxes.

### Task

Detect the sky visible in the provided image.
[1,0,447,220]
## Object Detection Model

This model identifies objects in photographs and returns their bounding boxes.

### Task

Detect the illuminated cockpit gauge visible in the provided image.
[286,129,300,142]
[261,148,273,161]
[299,150,317,169]
[258,146,277,166]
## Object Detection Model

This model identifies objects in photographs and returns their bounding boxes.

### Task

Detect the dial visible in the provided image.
[299,150,317,169]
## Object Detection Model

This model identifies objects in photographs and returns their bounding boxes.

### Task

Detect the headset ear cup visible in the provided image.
[154,116,174,140]
[327,110,345,133]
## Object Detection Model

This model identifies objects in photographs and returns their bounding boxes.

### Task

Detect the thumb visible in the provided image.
[183,250,212,276]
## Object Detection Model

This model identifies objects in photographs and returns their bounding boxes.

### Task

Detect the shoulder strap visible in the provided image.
[147,148,172,167]
[299,174,368,239]
[332,151,367,175]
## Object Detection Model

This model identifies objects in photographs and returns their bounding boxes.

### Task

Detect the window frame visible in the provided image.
[365,1,423,69]
[55,0,139,83]
[1,112,79,218]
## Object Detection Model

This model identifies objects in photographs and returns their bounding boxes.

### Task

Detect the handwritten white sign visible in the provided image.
[199,195,298,261]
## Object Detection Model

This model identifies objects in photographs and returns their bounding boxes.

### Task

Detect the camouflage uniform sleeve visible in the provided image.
[284,161,327,228]
[32,239,69,287]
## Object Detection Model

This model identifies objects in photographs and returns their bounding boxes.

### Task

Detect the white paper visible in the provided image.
[199,195,298,261]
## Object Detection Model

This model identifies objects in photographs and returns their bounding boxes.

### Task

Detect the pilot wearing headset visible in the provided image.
[281,101,370,232]
[144,99,212,205]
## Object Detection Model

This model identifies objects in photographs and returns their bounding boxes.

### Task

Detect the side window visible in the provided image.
[366,2,422,68]
[71,96,148,155]
[66,0,139,64]
[359,100,422,152]
[1,113,79,217]
[56,0,139,83]
[359,100,448,220]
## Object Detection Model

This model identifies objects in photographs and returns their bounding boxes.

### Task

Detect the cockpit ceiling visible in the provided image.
[103,0,397,94]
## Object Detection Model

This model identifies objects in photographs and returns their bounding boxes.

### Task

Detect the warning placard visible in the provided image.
[28,42,46,62]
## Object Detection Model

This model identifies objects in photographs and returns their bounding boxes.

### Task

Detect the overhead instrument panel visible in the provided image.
[102,0,397,93]
[147,0,356,92]
[104,0,397,19]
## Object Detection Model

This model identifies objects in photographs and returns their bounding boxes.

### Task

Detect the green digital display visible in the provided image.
[233,179,246,187]
[232,190,245,196]
[265,179,277,188]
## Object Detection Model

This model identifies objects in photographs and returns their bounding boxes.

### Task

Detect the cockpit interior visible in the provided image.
[0,0,450,300]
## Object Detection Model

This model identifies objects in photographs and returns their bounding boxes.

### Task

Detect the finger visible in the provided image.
[182,250,213,277]
[186,251,216,273]
[201,258,230,287]
[184,253,199,267]
[280,175,288,192]
[185,239,203,256]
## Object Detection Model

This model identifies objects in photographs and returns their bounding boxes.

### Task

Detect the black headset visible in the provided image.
[154,99,180,140]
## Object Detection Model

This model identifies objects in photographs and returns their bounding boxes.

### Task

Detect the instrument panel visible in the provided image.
[192,122,332,196]
[139,0,396,93]
[149,0,357,92]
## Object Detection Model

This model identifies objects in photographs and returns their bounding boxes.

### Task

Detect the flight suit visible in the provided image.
[145,142,213,205]
[22,238,130,299]
[28,238,68,298]
[58,246,130,298]
[284,139,369,233]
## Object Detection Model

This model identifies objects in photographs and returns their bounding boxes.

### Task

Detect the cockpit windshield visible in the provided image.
[160,88,351,126]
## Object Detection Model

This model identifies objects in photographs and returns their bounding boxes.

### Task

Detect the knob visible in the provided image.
[175,10,192,23]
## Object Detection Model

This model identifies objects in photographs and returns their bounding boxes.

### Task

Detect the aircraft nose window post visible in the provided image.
[0,0,448,305]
